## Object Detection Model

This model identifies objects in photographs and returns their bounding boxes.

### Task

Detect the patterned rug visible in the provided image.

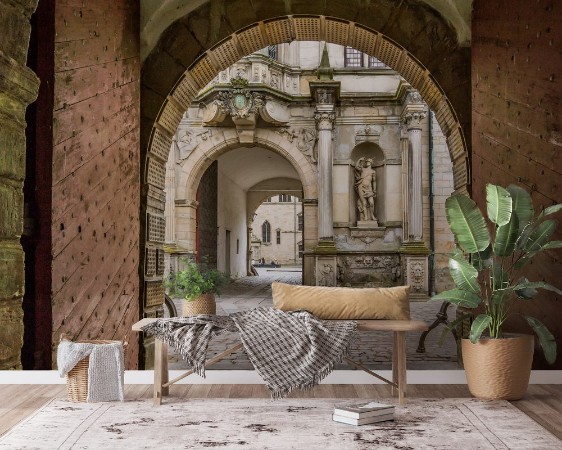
[1,398,559,449]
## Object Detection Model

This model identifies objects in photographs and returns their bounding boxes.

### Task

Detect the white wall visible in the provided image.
[217,165,248,278]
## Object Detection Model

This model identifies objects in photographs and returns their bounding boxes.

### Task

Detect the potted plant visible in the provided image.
[165,258,229,316]
[433,183,562,400]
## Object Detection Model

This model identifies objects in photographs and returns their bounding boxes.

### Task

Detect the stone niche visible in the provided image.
[336,253,402,287]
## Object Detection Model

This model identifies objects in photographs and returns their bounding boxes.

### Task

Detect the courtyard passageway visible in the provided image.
[169,268,458,370]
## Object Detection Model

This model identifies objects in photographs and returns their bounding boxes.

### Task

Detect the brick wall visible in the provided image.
[45,0,140,368]
[472,0,562,368]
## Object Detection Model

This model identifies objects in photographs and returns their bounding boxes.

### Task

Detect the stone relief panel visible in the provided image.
[316,256,337,287]
[277,126,318,164]
[405,256,428,297]
[176,128,212,164]
[337,253,402,287]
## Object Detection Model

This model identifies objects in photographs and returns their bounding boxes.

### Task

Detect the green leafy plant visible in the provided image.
[165,258,229,301]
[432,184,562,364]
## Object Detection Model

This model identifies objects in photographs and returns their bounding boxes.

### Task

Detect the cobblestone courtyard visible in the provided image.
[169,268,459,370]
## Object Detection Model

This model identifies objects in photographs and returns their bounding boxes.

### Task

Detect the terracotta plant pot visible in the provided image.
[462,334,534,401]
[182,293,216,316]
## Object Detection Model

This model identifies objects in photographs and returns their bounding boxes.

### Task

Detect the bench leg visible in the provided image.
[153,338,168,406]
[393,331,407,404]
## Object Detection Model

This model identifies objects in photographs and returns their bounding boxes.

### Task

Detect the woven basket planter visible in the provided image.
[63,337,125,402]
[462,334,534,401]
[182,293,216,316]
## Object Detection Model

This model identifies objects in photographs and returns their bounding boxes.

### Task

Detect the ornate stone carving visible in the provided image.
[405,256,429,298]
[402,110,427,128]
[315,88,334,104]
[354,157,378,223]
[336,254,401,287]
[314,111,336,131]
[410,260,425,292]
[276,127,318,164]
[407,91,423,104]
[215,76,264,121]
[270,71,280,89]
[175,128,212,163]
[355,125,381,144]
[318,263,335,286]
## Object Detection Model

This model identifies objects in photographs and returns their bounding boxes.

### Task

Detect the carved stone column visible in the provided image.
[402,107,426,241]
[314,110,336,241]
[400,92,429,300]
[400,127,410,242]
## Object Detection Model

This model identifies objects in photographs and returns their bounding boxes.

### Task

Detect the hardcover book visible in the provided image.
[333,401,394,419]
[332,413,395,426]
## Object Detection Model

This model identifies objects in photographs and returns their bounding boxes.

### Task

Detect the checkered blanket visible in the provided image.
[141,308,357,399]
[141,315,237,377]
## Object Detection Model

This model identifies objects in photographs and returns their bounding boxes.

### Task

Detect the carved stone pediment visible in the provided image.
[355,125,381,144]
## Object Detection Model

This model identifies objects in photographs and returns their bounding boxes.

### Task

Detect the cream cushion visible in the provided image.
[271,282,411,320]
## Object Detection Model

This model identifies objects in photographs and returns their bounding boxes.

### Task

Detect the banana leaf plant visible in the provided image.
[432,183,562,364]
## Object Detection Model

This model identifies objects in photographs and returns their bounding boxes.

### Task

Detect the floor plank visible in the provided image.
[1,384,561,441]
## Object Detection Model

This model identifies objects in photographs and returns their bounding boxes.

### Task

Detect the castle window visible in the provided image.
[262,221,271,243]
[267,45,278,60]
[276,229,281,244]
[279,194,292,202]
[344,47,363,67]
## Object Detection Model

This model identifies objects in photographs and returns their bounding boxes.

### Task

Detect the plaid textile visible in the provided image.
[141,308,357,399]
[231,308,357,399]
[141,315,236,377]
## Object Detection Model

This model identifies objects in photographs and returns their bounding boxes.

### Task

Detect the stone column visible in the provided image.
[401,93,426,241]
[400,127,410,242]
[314,110,336,241]
[400,92,429,301]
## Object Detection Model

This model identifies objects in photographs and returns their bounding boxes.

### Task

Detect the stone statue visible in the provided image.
[354,157,377,222]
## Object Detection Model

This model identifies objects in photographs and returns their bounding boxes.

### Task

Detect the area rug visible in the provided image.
[1,398,559,449]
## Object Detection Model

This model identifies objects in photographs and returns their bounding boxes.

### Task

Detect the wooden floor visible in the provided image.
[1,384,561,441]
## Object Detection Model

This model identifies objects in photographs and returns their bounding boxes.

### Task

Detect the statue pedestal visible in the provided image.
[400,241,430,301]
[356,220,379,228]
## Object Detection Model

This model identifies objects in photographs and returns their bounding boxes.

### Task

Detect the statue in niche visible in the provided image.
[354,157,377,222]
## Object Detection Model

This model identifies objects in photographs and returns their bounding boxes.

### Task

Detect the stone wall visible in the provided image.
[197,161,218,266]
[472,0,562,368]
[47,0,141,368]
[0,0,39,369]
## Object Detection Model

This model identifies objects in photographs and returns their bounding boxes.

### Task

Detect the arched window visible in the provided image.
[262,221,271,243]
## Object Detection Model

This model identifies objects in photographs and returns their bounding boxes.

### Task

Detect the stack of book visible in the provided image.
[332,401,395,426]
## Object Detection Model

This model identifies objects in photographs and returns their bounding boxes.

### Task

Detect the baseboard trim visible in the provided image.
[1,370,561,385]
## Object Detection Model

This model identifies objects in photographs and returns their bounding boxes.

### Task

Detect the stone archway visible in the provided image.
[140,7,471,323]
[172,128,317,257]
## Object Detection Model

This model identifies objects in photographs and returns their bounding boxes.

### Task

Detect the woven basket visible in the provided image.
[182,293,216,316]
[62,337,124,402]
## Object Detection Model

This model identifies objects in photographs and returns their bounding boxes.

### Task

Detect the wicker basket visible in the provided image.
[182,293,216,316]
[62,336,125,402]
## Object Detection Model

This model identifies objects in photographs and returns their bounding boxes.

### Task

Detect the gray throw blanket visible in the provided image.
[57,340,124,402]
[141,308,357,399]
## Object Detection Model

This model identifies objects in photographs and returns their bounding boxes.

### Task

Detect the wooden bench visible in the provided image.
[132,317,428,406]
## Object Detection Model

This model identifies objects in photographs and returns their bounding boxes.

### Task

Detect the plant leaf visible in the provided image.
[513,252,535,270]
[524,220,556,252]
[449,257,480,293]
[493,212,519,256]
[493,289,510,304]
[514,281,562,297]
[513,277,537,299]
[430,289,481,308]
[486,184,512,226]
[438,313,471,346]
[445,195,490,253]
[469,314,492,343]
[525,316,557,364]
[538,241,562,251]
[537,204,562,221]
[507,184,534,233]
[471,245,492,270]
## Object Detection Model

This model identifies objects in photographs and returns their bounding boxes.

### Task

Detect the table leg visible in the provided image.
[154,338,165,406]
[162,341,169,397]
[396,331,407,404]
[392,332,398,396]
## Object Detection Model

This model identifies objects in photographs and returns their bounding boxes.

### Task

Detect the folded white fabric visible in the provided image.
[57,340,124,402]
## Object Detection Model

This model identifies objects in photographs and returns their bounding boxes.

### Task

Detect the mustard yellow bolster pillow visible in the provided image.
[271,282,411,320]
